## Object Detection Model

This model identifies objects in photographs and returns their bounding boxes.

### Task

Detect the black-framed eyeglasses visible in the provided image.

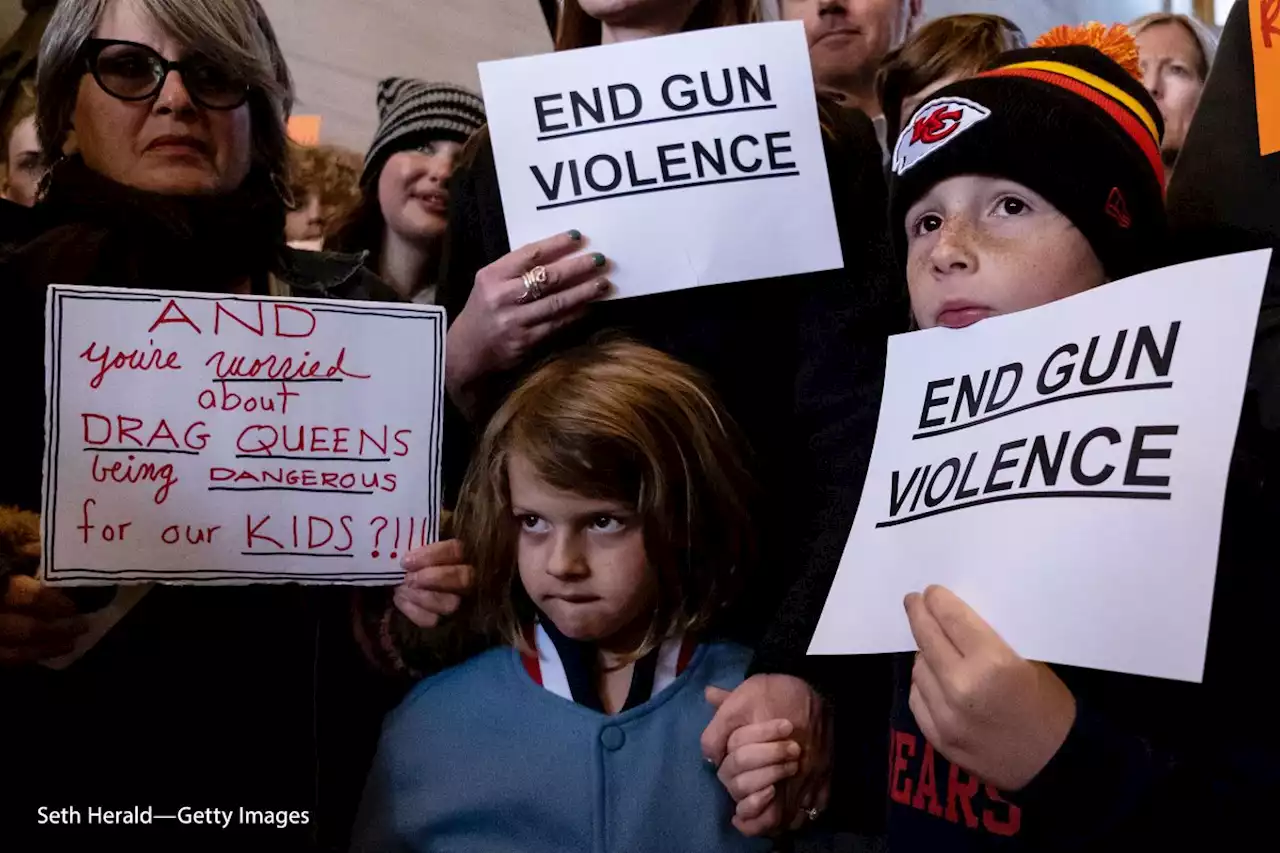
[83,39,251,111]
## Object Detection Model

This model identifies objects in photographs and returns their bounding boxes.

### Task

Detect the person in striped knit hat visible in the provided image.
[330,77,484,304]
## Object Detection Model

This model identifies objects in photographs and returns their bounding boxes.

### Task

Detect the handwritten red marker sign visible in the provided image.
[39,286,445,586]
[1253,0,1280,156]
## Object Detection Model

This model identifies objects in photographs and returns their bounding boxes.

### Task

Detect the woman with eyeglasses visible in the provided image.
[0,1,407,848]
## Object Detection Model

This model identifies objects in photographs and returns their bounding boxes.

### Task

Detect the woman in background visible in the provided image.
[329,78,484,303]
[1131,12,1218,177]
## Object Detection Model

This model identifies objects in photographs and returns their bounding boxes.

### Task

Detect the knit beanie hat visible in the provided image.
[888,23,1168,281]
[361,78,486,186]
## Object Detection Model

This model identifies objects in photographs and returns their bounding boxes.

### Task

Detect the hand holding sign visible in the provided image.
[809,252,1271,682]
[394,539,474,628]
[479,22,842,299]
[40,287,445,585]
[905,586,1076,792]
[446,230,609,412]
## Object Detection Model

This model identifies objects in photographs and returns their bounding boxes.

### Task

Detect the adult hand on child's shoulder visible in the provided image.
[393,539,474,629]
[904,585,1077,792]
[701,674,832,837]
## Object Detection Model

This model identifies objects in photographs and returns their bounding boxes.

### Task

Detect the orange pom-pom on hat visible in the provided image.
[1033,22,1143,81]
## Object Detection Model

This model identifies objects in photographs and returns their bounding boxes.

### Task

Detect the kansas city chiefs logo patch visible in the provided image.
[892,97,992,175]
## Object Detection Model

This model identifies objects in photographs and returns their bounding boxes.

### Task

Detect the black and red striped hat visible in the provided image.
[888,23,1169,281]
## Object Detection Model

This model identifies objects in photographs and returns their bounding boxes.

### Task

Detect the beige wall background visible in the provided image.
[258,0,552,155]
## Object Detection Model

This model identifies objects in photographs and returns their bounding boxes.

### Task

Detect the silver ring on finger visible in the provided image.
[519,265,548,303]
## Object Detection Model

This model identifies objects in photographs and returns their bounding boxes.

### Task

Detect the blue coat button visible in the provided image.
[600,726,626,751]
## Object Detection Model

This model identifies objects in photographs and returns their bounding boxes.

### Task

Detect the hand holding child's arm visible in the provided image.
[904,585,1076,792]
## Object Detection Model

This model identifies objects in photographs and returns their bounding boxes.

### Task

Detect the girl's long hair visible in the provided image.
[453,338,757,659]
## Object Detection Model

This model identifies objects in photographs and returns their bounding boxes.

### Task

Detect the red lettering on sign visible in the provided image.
[79,341,183,390]
[148,299,202,334]
[206,347,370,382]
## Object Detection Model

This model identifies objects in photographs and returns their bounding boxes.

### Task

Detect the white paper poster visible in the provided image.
[808,251,1271,683]
[40,286,444,586]
[479,21,843,300]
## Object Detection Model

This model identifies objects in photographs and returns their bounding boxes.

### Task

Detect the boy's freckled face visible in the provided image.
[905,175,1106,329]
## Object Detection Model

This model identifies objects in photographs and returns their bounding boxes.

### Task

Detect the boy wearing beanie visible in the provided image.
[881,24,1200,851]
[890,23,1167,328]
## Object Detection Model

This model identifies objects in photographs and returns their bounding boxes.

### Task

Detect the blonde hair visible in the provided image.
[37,0,293,179]
[455,339,757,658]
[555,0,761,50]
[1131,12,1219,81]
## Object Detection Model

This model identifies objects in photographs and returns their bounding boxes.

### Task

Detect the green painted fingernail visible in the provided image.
[592,253,606,268]
[569,229,582,241]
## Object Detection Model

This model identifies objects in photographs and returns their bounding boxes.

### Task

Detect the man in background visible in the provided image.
[781,0,922,148]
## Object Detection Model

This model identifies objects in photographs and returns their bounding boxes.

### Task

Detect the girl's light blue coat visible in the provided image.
[351,641,773,853]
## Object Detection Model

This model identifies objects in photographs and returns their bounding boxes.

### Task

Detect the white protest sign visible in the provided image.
[808,251,1271,682]
[39,286,444,586]
[478,21,843,300]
